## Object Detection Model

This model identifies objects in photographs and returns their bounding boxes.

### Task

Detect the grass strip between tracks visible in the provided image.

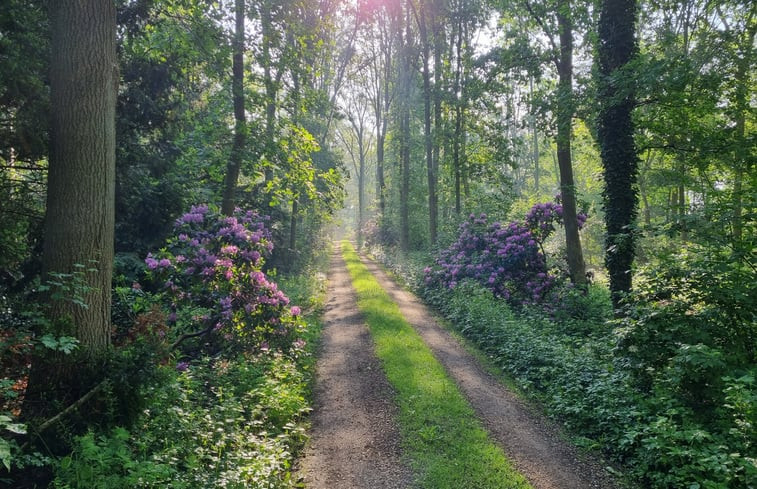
[342,241,532,489]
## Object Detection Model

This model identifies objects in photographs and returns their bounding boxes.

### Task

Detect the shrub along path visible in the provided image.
[299,243,622,489]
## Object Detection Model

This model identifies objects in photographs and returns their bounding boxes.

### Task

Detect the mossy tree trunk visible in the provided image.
[597,0,639,308]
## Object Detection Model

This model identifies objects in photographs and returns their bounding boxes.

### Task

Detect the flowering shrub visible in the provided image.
[144,205,305,355]
[525,200,586,243]
[425,200,586,306]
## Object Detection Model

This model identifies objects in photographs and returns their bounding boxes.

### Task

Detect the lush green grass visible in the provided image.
[342,241,531,489]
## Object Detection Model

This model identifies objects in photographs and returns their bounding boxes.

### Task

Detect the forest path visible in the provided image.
[359,254,622,489]
[296,251,413,489]
[298,247,622,489]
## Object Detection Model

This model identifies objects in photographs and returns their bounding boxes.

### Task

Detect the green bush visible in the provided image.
[50,259,327,488]
[53,354,311,489]
[367,237,753,489]
[420,279,757,488]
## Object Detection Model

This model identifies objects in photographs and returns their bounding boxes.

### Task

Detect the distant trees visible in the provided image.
[337,87,374,246]
[0,0,751,337]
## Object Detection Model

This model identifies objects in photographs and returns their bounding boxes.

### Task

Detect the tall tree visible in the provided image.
[337,89,374,246]
[397,0,413,252]
[596,0,638,307]
[555,0,586,285]
[412,0,439,245]
[43,0,117,352]
[367,6,395,222]
[221,0,247,216]
[521,0,587,285]
[451,5,467,215]
[717,2,756,245]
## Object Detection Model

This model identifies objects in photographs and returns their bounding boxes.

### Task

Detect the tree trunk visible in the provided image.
[43,0,117,353]
[418,4,437,245]
[556,0,586,286]
[262,0,277,184]
[398,2,411,252]
[222,0,246,216]
[376,125,386,216]
[678,179,687,241]
[432,7,443,236]
[452,16,464,215]
[25,0,117,421]
[531,76,540,197]
[597,0,639,308]
[289,198,298,256]
[375,30,391,221]
[358,140,366,245]
[730,21,754,245]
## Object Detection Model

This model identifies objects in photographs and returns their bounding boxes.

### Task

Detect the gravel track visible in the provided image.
[361,254,622,489]
[299,248,623,489]
[296,252,413,489]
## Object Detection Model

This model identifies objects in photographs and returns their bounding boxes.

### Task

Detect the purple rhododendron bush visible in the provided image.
[144,204,306,357]
[424,199,585,308]
[48,205,320,488]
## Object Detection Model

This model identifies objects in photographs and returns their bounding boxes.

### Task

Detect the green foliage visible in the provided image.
[38,335,79,355]
[616,246,756,400]
[38,263,98,312]
[45,257,328,489]
[419,274,757,488]
[52,346,316,488]
[115,0,229,255]
[0,414,26,471]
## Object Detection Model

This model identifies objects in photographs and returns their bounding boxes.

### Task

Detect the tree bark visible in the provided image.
[358,137,366,245]
[372,13,393,226]
[222,0,246,216]
[261,0,279,184]
[432,3,443,236]
[398,1,412,252]
[555,0,586,286]
[597,0,639,308]
[43,0,117,353]
[729,16,755,245]
[289,198,298,255]
[452,15,464,215]
[417,2,438,245]
[25,0,117,421]
[531,76,540,196]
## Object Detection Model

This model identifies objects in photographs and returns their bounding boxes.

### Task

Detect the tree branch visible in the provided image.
[0,165,47,172]
[170,326,213,350]
[21,379,109,450]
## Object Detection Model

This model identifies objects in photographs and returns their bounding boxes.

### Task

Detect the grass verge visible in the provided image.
[342,241,531,489]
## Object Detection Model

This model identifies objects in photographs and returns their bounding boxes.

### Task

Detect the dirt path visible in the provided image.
[360,255,622,489]
[297,252,413,489]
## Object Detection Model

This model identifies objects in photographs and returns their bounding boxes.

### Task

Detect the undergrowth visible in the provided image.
[48,262,326,489]
[377,246,756,489]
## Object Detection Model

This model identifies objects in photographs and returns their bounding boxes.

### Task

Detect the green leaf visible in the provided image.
[39,334,58,349]
[0,439,10,471]
[58,336,80,354]
[4,423,26,435]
